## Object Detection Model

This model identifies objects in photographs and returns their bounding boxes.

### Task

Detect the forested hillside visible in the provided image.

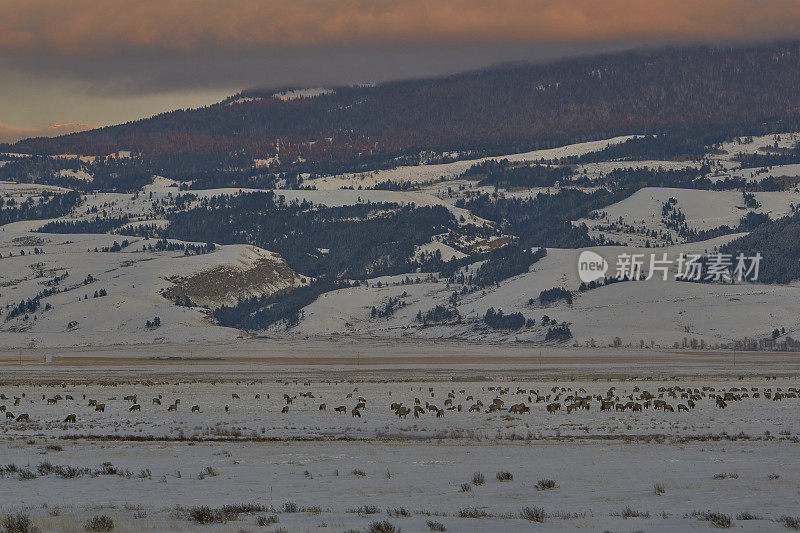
[6,43,800,176]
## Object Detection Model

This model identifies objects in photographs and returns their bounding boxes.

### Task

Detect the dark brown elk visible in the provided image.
[351,408,361,418]
[5,412,13,419]
[191,405,200,412]
[124,394,137,403]
[282,406,289,413]
[334,405,347,413]
[168,403,178,411]
[95,404,105,412]
[153,398,161,405]
[436,409,444,418]
[88,399,97,406]
[546,402,560,413]
[396,407,411,418]
[64,414,76,423]
[16,413,29,421]
[129,404,141,412]
[678,404,689,412]
[509,403,530,414]
[319,403,327,410]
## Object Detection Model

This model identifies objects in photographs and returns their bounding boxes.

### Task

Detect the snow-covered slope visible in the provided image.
[307,136,638,190]
[0,228,304,348]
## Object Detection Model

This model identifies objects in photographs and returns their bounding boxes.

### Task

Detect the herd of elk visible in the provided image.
[0,380,797,426]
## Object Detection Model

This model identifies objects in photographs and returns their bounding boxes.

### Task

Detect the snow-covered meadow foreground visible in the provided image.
[1,344,799,532]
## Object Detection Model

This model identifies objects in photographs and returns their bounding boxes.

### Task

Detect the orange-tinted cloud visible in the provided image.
[2,0,800,54]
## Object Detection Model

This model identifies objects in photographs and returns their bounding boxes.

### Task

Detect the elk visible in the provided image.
[319,403,327,411]
[16,413,29,421]
[191,405,200,412]
[509,403,530,414]
[129,404,141,412]
[351,408,361,418]
[95,404,105,412]
[334,405,347,413]
[64,414,76,423]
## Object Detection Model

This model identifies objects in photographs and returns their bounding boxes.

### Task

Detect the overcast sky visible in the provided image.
[2,0,800,141]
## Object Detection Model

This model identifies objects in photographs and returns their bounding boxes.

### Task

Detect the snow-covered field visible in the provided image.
[3,134,800,351]
[579,186,800,246]
[282,236,800,348]
[584,187,800,232]
[306,136,638,190]
[1,363,799,532]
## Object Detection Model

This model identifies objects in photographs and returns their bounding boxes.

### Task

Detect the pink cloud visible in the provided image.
[2,1,800,55]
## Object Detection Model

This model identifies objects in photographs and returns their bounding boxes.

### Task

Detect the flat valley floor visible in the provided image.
[1,341,799,532]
